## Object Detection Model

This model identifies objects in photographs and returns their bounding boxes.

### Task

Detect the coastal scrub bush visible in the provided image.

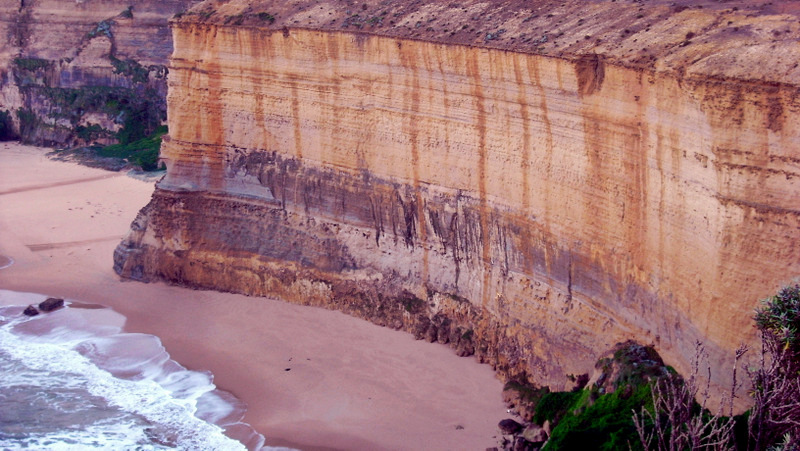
[504,380,549,404]
[75,123,111,142]
[633,284,800,451]
[747,283,800,450]
[257,12,276,23]
[97,125,167,171]
[533,390,583,425]
[13,57,52,72]
[755,283,800,358]
[224,14,245,26]
[88,20,114,39]
[509,286,800,450]
[110,57,149,83]
[502,342,668,450]
[400,294,425,313]
[545,384,651,450]
[633,343,741,451]
[34,86,163,144]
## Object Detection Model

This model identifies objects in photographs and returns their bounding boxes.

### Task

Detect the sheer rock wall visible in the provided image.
[115,1,800,396]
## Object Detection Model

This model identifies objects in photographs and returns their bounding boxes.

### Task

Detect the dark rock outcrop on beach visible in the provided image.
[522,425,548,445]
[22,298,65,315]
[115,0,800,405]
[498,419,524,435]
[39,297,64,312]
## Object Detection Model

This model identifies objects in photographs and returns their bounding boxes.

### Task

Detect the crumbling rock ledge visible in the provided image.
[115,0,800,402]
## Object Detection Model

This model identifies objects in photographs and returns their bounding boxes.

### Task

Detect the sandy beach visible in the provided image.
[0,142,510,450]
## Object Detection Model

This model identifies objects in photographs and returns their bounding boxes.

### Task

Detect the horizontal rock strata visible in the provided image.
[116,0,800,397]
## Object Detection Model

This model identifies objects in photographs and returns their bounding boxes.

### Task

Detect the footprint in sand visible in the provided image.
[0,255,13,269]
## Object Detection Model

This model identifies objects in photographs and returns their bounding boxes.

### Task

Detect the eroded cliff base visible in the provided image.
[114,178,591,387]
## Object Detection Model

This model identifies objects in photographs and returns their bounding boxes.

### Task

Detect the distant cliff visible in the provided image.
[0,0,199,146]
[115,0,800,399]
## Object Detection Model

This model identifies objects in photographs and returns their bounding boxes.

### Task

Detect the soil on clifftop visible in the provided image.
[177,0,800,84]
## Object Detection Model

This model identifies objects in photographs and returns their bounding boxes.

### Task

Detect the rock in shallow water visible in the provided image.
[23,305,39,316]
[39,298,64,312]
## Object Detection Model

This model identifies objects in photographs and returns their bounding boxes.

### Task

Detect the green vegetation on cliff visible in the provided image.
[755,284,800,357]
[9,14,168,148]
[110,57,150,84]
[13,82,164,147]
[538,342,666,451]
[97,125,167,171]
[49,125,167,172]
[544,384,652,450]
[13,57,53,72]
[502,284,800,450]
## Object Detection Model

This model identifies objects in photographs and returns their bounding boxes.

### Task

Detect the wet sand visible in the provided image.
[0,142,509,450]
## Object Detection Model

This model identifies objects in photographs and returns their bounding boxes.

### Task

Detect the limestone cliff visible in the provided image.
[0,0,199,146]
[115,0,800,398]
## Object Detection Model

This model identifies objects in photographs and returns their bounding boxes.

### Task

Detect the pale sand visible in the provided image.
[0,142,510,450]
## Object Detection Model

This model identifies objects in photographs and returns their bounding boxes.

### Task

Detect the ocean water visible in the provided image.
[0,290,276,450]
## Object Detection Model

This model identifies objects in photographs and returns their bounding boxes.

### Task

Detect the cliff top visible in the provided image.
[176,0,800,86]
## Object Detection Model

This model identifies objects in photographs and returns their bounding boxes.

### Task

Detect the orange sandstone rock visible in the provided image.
[116,0,800,406]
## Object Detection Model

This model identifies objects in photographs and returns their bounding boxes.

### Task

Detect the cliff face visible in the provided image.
[116,0,800,394]
[0,0,199,146]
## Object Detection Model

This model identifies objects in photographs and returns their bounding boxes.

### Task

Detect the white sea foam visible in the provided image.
[7,420,170,451]
[0,290,273,451]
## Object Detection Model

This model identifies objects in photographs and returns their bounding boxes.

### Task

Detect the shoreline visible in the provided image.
[0,141,510,450]
[0,290,264,450]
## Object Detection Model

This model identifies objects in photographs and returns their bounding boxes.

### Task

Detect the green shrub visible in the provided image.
[32,86,164,144]
[88,20,114,39]
[224,14,245,25]
[97,125,167,171]
[610,344,669,390]
[533,390,583,425]
[13,57,52,72]
[110,57,149,83]
[75,123,110,142]
[257,12,275,23]
[544,384,652,450]
[755,283,800,356]
[504,380,550,404]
